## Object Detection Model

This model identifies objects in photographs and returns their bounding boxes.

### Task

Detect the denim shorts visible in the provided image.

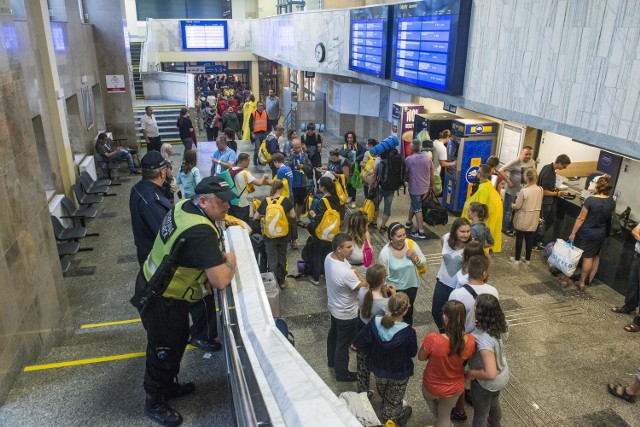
[374,189,394,216]
[410,194,424,213]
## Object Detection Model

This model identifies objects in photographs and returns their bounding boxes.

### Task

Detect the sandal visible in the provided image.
[623,323,640,333]
[368,222,377,230]
[607,383,637,403]
[505,230,516,237]
[379,226,388,233]
[611,306,636,314]
[559,278,573,289]
[297,221,308,229]
[577,282,586,291]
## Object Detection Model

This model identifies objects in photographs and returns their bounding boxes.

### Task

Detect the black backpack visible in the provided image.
[377,149,404,192]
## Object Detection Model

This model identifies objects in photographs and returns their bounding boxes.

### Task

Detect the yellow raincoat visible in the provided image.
[462,180,503,253]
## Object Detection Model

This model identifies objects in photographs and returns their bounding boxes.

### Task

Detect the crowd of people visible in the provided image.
[128,88,640,426]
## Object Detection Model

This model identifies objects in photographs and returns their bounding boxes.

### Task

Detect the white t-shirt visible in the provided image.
[449,283,499,333]
[140,114,159,138]
[325,254,361,320]
[233,169,256,208]
[436,233,464,288]
[469,329,510,392]
[431,139,448,175]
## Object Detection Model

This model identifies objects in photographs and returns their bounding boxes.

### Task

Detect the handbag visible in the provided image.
[548,239,584,276]
[362,240,373,267]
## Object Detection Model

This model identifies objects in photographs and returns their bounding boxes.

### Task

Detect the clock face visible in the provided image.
[315,43,325,63]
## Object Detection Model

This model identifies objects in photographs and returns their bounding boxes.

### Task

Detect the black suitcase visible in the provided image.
[250,234,268,273]
[422,195,448,226]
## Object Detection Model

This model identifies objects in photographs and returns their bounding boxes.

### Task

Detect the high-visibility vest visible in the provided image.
[252,110,268,133]
[143,200,221,301]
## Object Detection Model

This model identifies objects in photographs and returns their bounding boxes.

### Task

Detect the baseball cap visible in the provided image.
[194,176,237,201]
[140,151,170,170]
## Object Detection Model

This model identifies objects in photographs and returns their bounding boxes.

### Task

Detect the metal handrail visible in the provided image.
[219,287,259,427]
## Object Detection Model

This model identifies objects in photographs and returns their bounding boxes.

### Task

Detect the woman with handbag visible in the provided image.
[567,175,615,290]
[347,211,373,274]
[377,222,426,325]
[510,168,543,266]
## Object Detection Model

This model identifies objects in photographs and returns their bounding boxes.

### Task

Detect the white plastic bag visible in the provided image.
[548,239,584,276]
[338,391,381,427]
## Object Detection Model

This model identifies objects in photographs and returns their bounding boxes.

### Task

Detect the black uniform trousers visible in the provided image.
[141,296,190,399]
[189,293,218,341]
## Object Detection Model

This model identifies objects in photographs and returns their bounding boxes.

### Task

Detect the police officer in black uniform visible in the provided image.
[138,176,237,426]
[130,151,222,352]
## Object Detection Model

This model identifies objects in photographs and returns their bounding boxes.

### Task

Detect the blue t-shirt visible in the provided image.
[276,165,293,195]
[212,148,238,176]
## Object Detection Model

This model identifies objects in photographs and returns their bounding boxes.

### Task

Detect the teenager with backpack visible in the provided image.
[368,149,403,233]
[229,153,269,223]
[340,131,366,208]
[254,180,296,290]
[308,176,341,285]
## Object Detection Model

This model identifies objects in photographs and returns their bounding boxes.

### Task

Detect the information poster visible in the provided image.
[106,75,126,93]
[498,122,525,166]
[391,0,471,95]
[349,6,390,78]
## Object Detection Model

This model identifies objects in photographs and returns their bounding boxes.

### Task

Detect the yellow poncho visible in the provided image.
[462,180,503,253]
[241,100,257,141]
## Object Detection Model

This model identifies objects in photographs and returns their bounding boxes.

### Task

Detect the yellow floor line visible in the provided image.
[24,346,197,372]
[79,307,234,329]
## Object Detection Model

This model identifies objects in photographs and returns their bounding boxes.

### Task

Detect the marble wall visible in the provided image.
[0,4,71,404]
[250,0,640,160]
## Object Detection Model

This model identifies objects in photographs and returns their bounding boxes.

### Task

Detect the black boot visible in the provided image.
[145,394,183,426]
[165,379,196,400]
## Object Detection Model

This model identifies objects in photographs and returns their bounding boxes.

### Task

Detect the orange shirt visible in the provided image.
[422,333,476,397]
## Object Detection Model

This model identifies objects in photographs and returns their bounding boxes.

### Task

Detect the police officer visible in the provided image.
[139,176,237,426]
[130,151,222,352]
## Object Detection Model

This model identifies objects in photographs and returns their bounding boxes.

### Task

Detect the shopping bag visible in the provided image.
[350,162,363,189]
[548,239,584,276]
[360,199,375,222]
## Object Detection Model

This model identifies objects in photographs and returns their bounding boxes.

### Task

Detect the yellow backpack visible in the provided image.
[263,196,289,238]
[334,174,348,205]
[258,141,272,165]
[407,239,426,276]
[252,198,261,215]
[242,170,255,193]
[273,176,290,198]
[360,199,375,222]
[361,156,376,185]
[315,197,341,241]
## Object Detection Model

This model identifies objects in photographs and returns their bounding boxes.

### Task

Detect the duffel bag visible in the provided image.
[422,195,448,226]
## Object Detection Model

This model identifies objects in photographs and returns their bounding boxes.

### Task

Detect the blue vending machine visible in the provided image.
[443,119,498,213]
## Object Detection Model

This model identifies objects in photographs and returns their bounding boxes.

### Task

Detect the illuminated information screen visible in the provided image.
[392,0,471,95]
[181,20,228,50]
[349,6,390,78]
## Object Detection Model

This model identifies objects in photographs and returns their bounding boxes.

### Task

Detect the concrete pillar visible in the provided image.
[31,0,76,196]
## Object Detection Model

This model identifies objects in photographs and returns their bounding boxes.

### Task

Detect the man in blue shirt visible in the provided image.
[272,153,298,248]
[266,125,284,177]
[285,139,313,226]
[211,135,237,176]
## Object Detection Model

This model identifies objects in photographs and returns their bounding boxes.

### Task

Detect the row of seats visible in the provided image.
[52,171,118,273]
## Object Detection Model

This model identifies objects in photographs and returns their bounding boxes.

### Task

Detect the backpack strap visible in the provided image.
[463,284,478,299]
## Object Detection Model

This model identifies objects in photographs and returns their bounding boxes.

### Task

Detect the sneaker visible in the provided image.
[350,201,356,208]
[509,256,520,265]
[336,371,357,382]
[165,381,196,399]
[145,398,183,427]
[533,244,546,252]
[404,221,413,229]
[310,278,320,286]
[524,260,531,266]
[411,230,427,240]
[450,408,467,422]
[189,339,222,352]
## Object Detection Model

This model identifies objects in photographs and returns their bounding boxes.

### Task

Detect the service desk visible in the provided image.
[542,190,637,295]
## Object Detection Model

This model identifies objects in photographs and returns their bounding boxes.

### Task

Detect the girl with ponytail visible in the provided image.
[419,300,476,427]
[353,292,417,426]
[355,265,396,394]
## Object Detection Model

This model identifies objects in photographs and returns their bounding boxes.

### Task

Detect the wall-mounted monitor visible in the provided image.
[181,20,228,50]
[391,0,471,95]
[349,6,391,78]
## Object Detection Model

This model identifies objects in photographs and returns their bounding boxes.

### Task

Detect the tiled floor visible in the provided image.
[0,132,638,426]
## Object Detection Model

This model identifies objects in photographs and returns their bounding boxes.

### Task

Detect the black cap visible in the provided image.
[194,176,237,201]
[141,151,170,170]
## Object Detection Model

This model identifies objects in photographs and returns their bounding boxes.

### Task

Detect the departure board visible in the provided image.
[391,0,471,95]
[181,20,228,50]
[349,6,390,78]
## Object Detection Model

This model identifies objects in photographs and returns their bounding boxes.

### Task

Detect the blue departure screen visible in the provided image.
[181,20,229,50]
[349,6,390,78]
[392,0,471,95]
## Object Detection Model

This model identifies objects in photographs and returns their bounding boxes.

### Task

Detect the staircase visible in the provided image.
[134,106,184,146]
[130,42,144,100]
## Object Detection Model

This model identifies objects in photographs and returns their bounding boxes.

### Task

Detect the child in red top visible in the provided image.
[419,300,475,427]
